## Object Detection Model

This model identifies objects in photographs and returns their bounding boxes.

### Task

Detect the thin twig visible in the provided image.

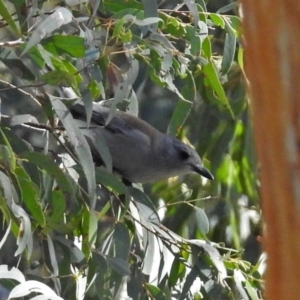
[0,79,42,106]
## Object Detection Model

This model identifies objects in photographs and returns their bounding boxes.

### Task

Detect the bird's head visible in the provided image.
[161,136,214,180]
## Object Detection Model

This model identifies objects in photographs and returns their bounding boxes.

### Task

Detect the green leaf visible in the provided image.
[202,60,233,117]
[50,57,82,89]
[9,0,27,32]
[0,129,16,172]
[94,167,128,195]
[112,18,125,37]
[159,12,185,37]
[0,0,20,34]
[245,280,260,300]
[106,256,131,275]
[14,166,46,226]
[209,13,225,28]
[185,25,202,56]
[120,29,132,43]
[88,210,98,248]
[238,46,244,69]
[49,95,96,209]
[97,201,111,221]
[167,68,197,134]
[0,145,15,173]
[181,69,196,98]
[1,129,41,187]
[145,284,166,299]
[201,244,227,281]
[104,0,142,13]
[1,129,33,155]
[114,223,130,261]
[88,79,101,99]
[129,187,157,212]
[26,45,46,69]
[221,31,236,74]
[40,70,77,88]
[50,189,66,223]
[20,152,74,197]
[201,36,212,58]
[224,15,241,37]
[167,99,193,136]
[81,208,91,257]
[92,251,108,272]
[21,7,73,55]
[194,207,209,235]
[42,35,85,58]
[169,258,185,287]
[56,236,87,266]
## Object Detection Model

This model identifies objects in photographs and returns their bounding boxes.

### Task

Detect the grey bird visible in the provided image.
[70,102,213,184]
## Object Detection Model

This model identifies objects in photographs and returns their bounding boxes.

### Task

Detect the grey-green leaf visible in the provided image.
[22,7,73,55]
[106,256,131,275]
[49,95,96,209]
[221,31,236,74]
[194,207,210,235]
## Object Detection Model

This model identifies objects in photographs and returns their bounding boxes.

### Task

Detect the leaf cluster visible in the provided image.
[0,0,262,299]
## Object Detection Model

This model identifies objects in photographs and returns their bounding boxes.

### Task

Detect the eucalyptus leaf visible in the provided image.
[8,280,63,299]
[183,0,199,27]
[10,114,39,126]
[179,265,199,300]
[0,222,11,251]
[141,0,159,32]
[22,7,73,55]
[20,152,73,196]
[167,99,192,136]
[11,203,33,258]
[42,35,85,58]
[55,237,86,265]
[106,59,139,125]
[114,223,130,261]
[14,166,45,226]
[194,207,209,235]
[0,0,20,34]
[0,265,25,283]
[233,269,250,300]
[202,60,233,117]
[221,31,237,74]
[209,13,226,28]
[46,235,61,295]
[49,95,96,209]
[106,256,131,276]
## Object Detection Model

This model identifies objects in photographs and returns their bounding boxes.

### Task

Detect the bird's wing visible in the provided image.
[70,103,155,146]
[70,102,132,134]
[70,102,158,141]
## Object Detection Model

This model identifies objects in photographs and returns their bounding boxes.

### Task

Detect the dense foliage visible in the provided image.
[0,0,263,299]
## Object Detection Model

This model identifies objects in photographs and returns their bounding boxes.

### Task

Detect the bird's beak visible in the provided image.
[193,165,214,180]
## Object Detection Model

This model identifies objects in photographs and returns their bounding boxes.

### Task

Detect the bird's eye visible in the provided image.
[180,149,190,161]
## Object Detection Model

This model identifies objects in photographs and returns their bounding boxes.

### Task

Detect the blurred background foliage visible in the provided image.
[0,0,263,299]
